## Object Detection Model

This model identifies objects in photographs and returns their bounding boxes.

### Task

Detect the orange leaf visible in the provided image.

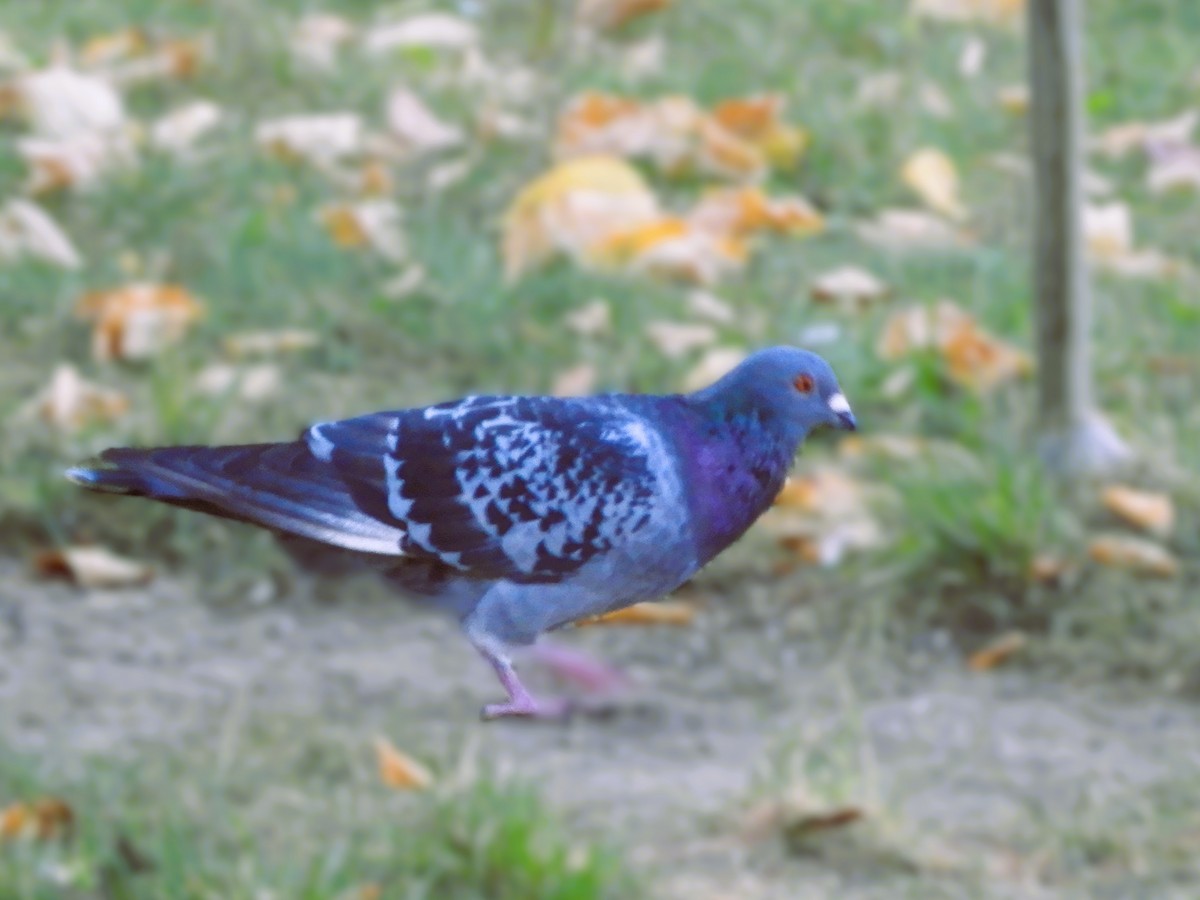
[74,283,204,362]
[968,631,1027,671]
[576,600,695,627]
[374,737,433,790]
[577,0,673,30]
[1088,535,1180,578]
[1100,485,1174,537]
[0,798,75,842]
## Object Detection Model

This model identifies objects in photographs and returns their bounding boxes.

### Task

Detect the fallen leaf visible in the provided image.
[1101,485,1174,537]
[35,546,153,588]
[919,81,954,119]
[911,0,1026,26]
[0,798,74,842]
[427,157,472,192]
[855,208,970,251]
[193,363,281,402]
[577,0,673,30]
[1028,553,1072,584]
[810,266,889,310]
[75,283,205,362]
[553,92,806,180]
[20,365,129,431]
[996,84,1029,115]
[854,71,904,110]
[17,132,134,193]
[104,35,210,86]
[600,217,749,285]
[552,363,598,397]
[373,736,433,790]
[576,600,695,627]
[80,28,150,67]
[941,319,1033,391]
[1146,143,1200,194]
[256,113,363,167]
[501,156,661,281]
[741,788,865,845]
[967,631,1027,671]
[1088,535,1179,578]
[16,66,125,140]
[687,290,736,324]
[1084,202,1132,260]
[290,13,356,70]
[683,347,746,391]
[620,37,664,81]
[687,186,824,238]
[385,88,463,154]
[645,321,717,358]
[959,35,986,77]
[0,198,82,268]
[563,298,612,337]
[319,200,407,262]
[223,329,320,358]
[876,300,974,360]
[380,264,426,300]
[901,148,967,220]
[1091,110,1197,160]
[150,100,221,157]
[362,13,478,55]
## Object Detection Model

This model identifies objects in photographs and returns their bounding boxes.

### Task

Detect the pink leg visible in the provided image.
[524,642,629,694]
[471,635,571,721]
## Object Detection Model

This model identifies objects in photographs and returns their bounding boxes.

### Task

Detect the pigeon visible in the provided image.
[66,346,856,719]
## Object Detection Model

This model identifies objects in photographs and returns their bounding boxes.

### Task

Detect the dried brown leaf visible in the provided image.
[35,546,153,589]
[0,798,75,842]
[810,266,889,310]
[318,201,407,262]
[576,600,695,627]
[21,364,129,431]
[901,148,967,221]
[1101,485,1174,537]
[577,0,673,30]
[967,631,1027,671]
[75,283,204,362]
[373,736,433,790]
[1088,535,1179,578]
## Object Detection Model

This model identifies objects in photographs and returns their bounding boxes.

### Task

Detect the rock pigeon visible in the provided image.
[67,346,855,719]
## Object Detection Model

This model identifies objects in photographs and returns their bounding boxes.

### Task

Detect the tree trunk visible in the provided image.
[1028,0,1130,474]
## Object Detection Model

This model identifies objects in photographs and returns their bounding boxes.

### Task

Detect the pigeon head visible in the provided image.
[693,346,856,436]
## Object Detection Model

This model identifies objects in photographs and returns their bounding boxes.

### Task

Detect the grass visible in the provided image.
[2,0,1200,894]
[0,731,638,900]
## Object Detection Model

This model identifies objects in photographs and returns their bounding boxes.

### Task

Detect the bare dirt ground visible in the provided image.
[2,557,1198,899]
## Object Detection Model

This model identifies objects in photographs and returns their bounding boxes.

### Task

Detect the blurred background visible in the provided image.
[1,0,1199,896]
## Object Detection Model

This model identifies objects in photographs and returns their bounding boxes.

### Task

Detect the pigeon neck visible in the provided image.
[671,394,804,565]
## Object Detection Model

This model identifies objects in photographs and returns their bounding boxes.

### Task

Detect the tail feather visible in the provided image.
[67,442,406,556]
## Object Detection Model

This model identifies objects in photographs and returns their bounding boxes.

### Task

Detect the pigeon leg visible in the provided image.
[470,634,570,721]
[525,641,629,694]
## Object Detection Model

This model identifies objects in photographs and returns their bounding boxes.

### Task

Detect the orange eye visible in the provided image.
[793,373,814,394]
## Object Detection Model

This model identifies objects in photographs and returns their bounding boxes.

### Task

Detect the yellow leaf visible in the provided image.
[374,737,433,790]
[901,148,967,221]
[34,546,153,589]
[576,600,695,627]
[1088,535,1179,578]
[75,283,205,362]
[688,186,824,237]
[710,94,809,170]
[319,201,407,262]
[1101,486,1174,537]
[967,631,1027,671]
[501,156,661,281]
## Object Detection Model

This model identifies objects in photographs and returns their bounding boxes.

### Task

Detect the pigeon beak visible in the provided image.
[828,393,857,431]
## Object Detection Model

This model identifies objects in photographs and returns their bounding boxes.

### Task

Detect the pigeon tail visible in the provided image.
[67,443,406,556]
